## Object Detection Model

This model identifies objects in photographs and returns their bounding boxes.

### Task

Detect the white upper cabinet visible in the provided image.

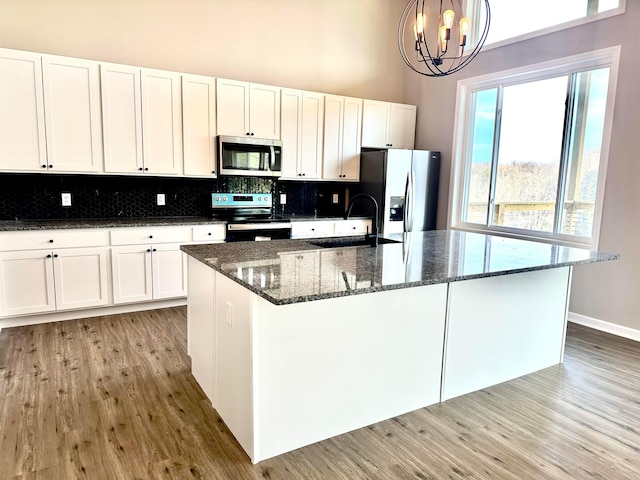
[280,89,324,180]
[141,68,183,175]
[41,55,104,173]
[182,74,217,177]
[100,63,144,173]
[388,103,417,149]
[101,63,183,175]
[0,49,47,172]
[0,49,103,174]
[216,78,280,139]
[323,95,362,181]
[362,100,416,149]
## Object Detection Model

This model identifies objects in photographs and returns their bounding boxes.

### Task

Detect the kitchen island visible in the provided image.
[181,231,618,463]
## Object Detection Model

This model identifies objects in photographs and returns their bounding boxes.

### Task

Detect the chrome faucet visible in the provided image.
[345,193,379,247]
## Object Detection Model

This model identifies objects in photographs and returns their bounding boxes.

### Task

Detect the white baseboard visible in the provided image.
[568,311,640,342]
[0,298,187,330]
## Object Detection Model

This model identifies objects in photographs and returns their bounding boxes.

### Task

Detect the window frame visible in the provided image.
[466,0,626,52]
[448,46,621,249]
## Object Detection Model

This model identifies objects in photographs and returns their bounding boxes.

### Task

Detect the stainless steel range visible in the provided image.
[211,193,292,242]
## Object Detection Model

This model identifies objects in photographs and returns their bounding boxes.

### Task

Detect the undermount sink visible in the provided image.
[309,237,401,249]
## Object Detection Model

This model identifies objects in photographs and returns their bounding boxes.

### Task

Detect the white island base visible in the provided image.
[187,257,571,463]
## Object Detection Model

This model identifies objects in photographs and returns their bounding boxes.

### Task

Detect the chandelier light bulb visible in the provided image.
[459,16,470,46]
[459,17,470,35]
[442,9,455,29]
[416,12,425,35]
[439,25,449,53]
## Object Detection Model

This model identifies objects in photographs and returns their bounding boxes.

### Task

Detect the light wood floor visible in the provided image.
[1,307,639,479]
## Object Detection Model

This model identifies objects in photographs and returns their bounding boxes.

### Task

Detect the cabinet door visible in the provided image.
[42,55,103,173]
[388,103,417,149]
[151,244,187,299]
[322,95,344,180]
[0,250,55,316]
[141,68,183,175]
[111,245,152,304]
[362,99,391,149]
[341,96,363,181]
[101,63,144,174]
[280,89,303,179]
[216,78,249,136]
[249,83,280,139]
[0,49,47,172]
[182,74,217,177]
[53,247,109,310]
[299,91,324,179]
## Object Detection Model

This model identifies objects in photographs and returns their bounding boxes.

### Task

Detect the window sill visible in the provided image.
[450,223,598,251]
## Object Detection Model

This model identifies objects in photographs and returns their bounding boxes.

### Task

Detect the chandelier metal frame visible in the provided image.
[398,0,491,77]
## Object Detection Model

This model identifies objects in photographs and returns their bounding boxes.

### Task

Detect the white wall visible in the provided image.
[406,4,640,331]
[0,0,407,102]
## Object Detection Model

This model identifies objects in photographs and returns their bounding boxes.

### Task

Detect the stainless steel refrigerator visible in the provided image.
[354,149,440,237]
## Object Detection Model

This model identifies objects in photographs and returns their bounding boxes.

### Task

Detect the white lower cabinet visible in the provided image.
[0,250,56,316]
[110,245,153,303]
[0,247,108,317]
[0,224,218,321]
[291,219,373,239]
[111,243,186,304]
[109,226,189,304]
[52,247,109,310]
[151,244,188,299]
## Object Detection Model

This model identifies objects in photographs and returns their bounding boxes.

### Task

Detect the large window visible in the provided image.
[467,0,625,49]
[450,48,620,248]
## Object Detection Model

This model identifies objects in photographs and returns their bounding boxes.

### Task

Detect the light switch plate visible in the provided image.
[280,194,287,205]
[332,193,339,204]
[61,193,72,207]
[157,193,166,206]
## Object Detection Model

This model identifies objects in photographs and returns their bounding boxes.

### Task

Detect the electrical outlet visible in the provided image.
[225,301,233,326]
[61,193,72,207]
[332,193,339,204]
[280,193,287,205]
[157,193,166,206]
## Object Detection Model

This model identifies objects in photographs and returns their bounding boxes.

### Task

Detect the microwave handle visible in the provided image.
[269,145,276,171]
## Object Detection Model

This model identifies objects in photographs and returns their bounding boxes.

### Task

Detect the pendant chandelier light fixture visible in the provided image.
[398,0,491,77]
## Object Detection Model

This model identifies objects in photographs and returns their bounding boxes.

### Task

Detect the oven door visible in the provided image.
[226,223,292,242]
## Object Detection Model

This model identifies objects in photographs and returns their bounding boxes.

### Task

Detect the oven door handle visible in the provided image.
[227,222,292,231]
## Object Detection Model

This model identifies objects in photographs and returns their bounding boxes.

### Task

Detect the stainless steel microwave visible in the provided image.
[218,135,282,177]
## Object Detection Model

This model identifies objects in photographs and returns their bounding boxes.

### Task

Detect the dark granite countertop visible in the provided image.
[0,215,367,231]
[0,217,226,231]
[181,230,619,305]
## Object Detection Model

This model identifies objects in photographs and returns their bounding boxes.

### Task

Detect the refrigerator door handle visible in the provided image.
[403,173,410,233]
[405,170,415,232]
[410,170,416,231]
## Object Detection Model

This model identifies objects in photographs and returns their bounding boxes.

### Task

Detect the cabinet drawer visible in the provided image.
[291,221,335,239]
[110,226,190,245]
[0,229,108,251]
[192,224,226,242]
[333,219,372,236]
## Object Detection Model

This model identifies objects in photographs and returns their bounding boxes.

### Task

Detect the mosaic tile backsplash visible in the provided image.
[0,173,352,220]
